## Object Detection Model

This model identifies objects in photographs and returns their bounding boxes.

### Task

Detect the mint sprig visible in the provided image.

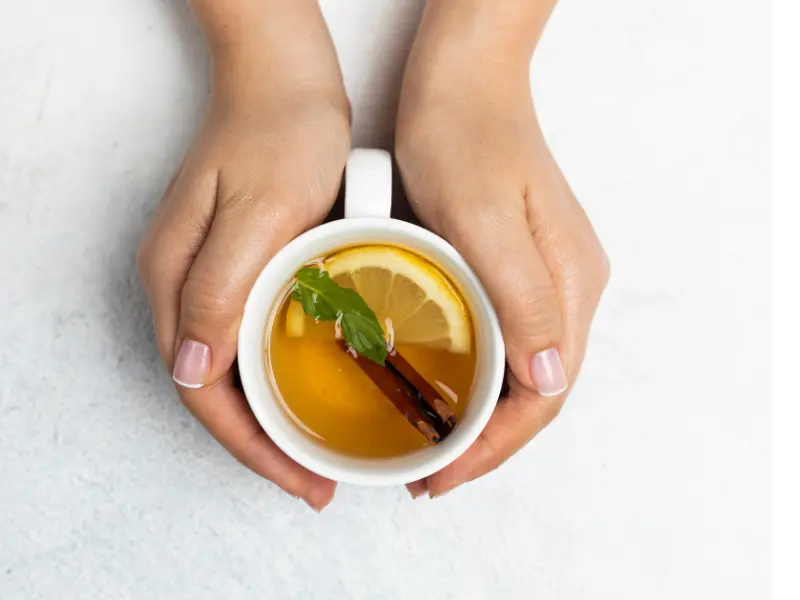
[291,267,388,366]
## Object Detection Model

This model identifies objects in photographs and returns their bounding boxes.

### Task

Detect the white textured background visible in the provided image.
[0,1,770,598]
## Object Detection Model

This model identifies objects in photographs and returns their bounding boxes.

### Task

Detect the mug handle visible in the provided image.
[344,148,392,219]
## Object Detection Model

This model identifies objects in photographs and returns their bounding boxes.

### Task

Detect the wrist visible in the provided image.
[190,0,321,52]
[421,0,556,59]
[405,0,556,95]
[211,48,348,113]
[191,0,347,108]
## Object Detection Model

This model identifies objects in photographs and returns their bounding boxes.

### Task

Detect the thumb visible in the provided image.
[448,205,568,397]
[172,201,298,388]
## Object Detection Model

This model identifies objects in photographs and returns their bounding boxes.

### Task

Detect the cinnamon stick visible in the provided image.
[337,342,457,444]
[387,350,457,431]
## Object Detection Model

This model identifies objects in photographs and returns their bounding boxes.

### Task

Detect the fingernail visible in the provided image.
[172,340,211,388]
[406,480,428,499]
[529,348,568,397]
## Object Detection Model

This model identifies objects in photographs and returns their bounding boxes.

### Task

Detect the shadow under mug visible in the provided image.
[238,148,505,486]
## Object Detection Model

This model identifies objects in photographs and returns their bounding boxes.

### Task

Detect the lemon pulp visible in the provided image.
[286,245,471,353]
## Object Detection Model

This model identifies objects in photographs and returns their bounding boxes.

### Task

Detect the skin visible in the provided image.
[137,0,608,509]
[137,0,349,510]
[399,1,609,498]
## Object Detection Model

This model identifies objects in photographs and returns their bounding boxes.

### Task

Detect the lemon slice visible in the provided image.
[286,246,471,353]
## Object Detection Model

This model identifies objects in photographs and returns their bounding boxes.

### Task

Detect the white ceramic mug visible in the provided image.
[238,148,505,486]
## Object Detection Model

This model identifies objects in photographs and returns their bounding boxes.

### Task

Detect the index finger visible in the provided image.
[179,371,337,511]
[424,375,564,498]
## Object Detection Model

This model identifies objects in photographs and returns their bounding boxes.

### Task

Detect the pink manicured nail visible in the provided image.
[172,340,211,388]
[529,348,568,397]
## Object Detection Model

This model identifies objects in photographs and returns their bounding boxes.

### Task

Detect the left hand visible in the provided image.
[396,20,609,498]
[137,1,351,510]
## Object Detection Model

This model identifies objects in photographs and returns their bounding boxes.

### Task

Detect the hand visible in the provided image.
[396,4,609,498]
[137,2,350,511]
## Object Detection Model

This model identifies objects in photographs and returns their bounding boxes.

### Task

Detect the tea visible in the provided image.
[266,244,477,458]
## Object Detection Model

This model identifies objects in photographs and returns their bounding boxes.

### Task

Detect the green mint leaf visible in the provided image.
[291,267,388,366]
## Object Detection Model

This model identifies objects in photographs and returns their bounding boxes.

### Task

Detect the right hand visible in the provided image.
[395,4,609,497]
[137,9,351,510]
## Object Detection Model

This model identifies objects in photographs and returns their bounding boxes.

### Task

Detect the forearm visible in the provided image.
[397,0,557,108]
[189,0,346,102]
[407,0,557,95]
[421,0,557,57]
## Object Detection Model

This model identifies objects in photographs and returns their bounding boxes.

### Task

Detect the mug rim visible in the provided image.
[238,217,505,486]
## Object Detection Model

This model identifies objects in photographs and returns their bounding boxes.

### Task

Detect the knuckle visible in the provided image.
[136,234,158,287]
[476,430,498,462]
[585,246,611,298]
[511,286,562,337]
[475,428,513,475]
[581,232,611,289]
[219,187,260,218]
[448,196,518,235]
[220,187,298,231]
[564,239,610,304]
[262,198,295,228]
[519,283,561,318]
[181,276,235,327]
[136,234,177,292]
[474,432,502,472]
[441,199,527,264]
[239,430,267,472]
[598,249,611,289]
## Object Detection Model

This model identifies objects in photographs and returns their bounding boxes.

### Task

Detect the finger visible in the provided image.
[145,167,340,509]
[179,372,336,510]
[425,236,605,497]
[426,225,606,499]
[137,162,218,367]
[171,182,306,388]
[445,200,568,397]
[406,479,429,499]
[427,196,608,498]
[524,146,610,379]
[426,375,560,498]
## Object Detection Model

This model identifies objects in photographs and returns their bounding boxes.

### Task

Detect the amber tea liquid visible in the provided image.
[266,245,477,458]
